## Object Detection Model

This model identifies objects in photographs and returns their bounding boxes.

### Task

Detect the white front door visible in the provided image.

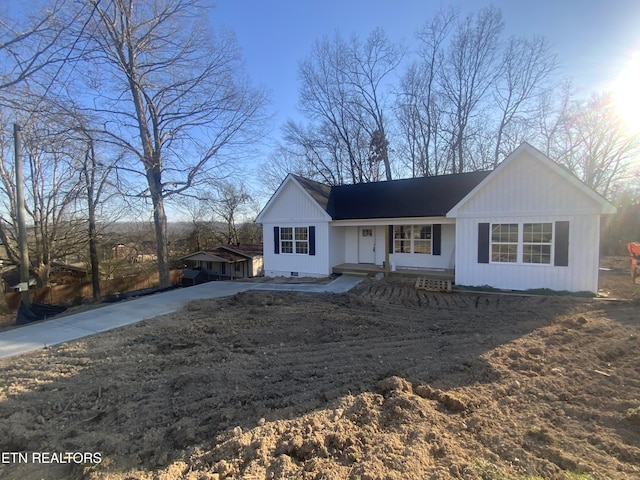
[358,227,376,264]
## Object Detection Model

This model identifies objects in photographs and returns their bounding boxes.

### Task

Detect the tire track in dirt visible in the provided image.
[355,280,573,315]
[0,277,609,480]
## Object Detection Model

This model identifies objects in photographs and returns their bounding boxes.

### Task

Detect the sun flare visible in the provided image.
[611,51,640,133]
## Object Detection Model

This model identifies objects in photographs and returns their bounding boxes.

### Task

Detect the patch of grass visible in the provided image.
[456,284,502,293]
[565,473,593,480]
[456,285,595,297]
[624,405,640,426]
[523,288,595,298]
[469,459,510,480]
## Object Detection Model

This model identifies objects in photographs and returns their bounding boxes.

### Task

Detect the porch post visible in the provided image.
[385,225,390,275]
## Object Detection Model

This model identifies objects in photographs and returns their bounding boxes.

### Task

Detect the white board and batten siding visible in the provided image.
[389,223,456,270]
[455,215,600,292]
[258,177,332,277]
[450,146,612,293]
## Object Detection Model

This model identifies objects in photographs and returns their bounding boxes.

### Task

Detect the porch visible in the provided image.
[332,263,455,281]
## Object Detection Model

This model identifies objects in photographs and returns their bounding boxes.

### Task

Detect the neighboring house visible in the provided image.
[49,262,88,285]
[180,244,264,284]
[1,263,88,292]
[256,143,616,293]
[1,268,38,293]
[111,244,157,263]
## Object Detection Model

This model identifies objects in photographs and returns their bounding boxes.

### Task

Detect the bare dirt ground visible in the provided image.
[0,262,639,479]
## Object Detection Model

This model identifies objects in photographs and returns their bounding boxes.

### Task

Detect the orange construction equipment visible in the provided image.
[629,242,640,283]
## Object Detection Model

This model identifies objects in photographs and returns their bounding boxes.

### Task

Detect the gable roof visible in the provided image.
[325,171,491,220]
[255,174,333,223]
[260,143,615,223]
[219,244,263,258]
[447,142,617,216]
[180,244,263,263]
[291,175,332,211]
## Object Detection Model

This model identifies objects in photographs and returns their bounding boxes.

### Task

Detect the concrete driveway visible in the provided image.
[0,276,363,360]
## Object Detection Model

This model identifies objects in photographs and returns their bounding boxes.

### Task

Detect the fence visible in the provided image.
[5,269,183,311]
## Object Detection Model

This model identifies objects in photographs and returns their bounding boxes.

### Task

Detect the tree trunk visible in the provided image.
[153,200,170,288]
[0,291,9,314]
[127,61,171,288]
[84,141,102,301]
[148,168,170,288]
[87,201,101,301]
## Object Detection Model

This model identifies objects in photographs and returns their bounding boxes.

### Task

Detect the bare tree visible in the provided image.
[174,196,216,252]
[260,145,318,193]
[0,120,21,267]
[534,79,574,158]
[282,120,355,186]
[347,27,405,180]
[62,109,122,301]
[491,35,557,166]
[0,110,85,287]
[438,5,504,172]
[0,0,74,91]
[554,92,640,197]
[289,27,402,184]
[211,182,252,245]
[396,8,456,177]
[24,119,86,286]
[74,0,268,287]
[294,33,369,184]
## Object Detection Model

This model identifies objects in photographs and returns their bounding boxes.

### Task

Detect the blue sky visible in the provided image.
[212,0,640,130]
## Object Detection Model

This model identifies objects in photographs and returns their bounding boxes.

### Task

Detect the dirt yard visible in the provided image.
[0,267,638,479]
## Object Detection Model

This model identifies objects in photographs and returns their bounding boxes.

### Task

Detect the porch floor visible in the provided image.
[332,263,454,281]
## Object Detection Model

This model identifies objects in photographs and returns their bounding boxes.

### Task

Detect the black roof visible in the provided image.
[296,171,491,220]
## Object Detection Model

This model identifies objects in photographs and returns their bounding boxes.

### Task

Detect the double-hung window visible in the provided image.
[294,227,308,254]
[490,222,553,264]
[279,227,308,254]
[491,224,518,263]
[394,225,432,254]
[522,223,552,264]
[280,227,294,253]
[394,225,412,253]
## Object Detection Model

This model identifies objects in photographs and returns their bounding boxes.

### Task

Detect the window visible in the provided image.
[523,223,552,264]
[491,224,518,263]
[280,227,293,253]
[361,228,373,237]
[489,222,554,264]
[394,225,432,254]
[394,225,412,253]
[413,225,432,254]
[295,227,308,254]
[279,226,308,255]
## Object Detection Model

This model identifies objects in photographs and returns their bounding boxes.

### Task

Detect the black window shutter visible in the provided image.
[273,226,280,255]
[478,223,490,264]
[432,224,441,256]
[309,226,316,256]
[554,221,570,266]
[388,225,394,254]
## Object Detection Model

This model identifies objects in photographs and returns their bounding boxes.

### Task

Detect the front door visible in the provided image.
[358,227,376,264]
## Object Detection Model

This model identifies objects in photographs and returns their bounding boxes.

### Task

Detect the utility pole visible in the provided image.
[14,123,31,307]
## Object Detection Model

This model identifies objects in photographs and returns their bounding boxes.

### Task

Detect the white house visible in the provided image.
[256,143,616,293]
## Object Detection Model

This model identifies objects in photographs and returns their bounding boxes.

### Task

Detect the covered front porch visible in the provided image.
[331,219,457,280]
